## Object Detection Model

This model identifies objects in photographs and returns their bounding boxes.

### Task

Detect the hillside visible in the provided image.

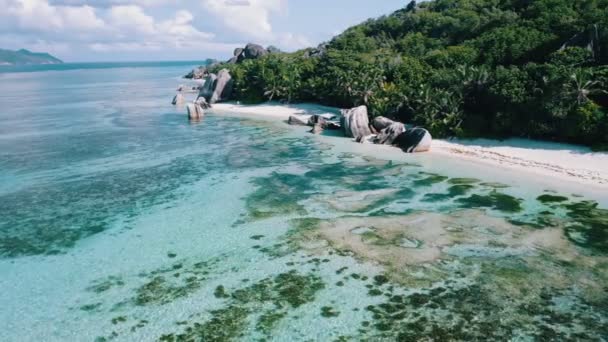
[0,49,63,65]
[210,0,608,149]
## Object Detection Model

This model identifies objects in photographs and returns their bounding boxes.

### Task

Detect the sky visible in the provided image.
[0,0,408,62]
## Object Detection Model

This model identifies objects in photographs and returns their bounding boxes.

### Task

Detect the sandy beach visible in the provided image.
[210,102,608,189]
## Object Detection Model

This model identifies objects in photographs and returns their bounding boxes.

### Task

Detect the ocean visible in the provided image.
[0,62,607,341]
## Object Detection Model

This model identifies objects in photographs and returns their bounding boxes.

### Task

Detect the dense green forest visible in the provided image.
[211,0,608,149]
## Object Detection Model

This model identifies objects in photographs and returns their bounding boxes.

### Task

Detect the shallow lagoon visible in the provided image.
[0,65,607,341]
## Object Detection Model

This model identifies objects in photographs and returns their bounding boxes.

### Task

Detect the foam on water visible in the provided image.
[1,65,607,341]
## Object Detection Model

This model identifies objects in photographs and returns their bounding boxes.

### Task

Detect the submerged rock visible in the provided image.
[341,106,372,139]
[394,127,432,153]
[311,123,325,135]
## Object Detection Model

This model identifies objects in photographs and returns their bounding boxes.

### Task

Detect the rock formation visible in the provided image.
[238,43,269,63]
[186,103,205,120]
[194,69,235,104]
[197,73,217,102]
[394,127,432,153]
[227,43,280,64]
[288,114,310,126]
[184,66,206,79]
[374,122,406,145]
[338,105,432,152]
[371,116,395,133]
[210,69,233,104]
[195,96,211,109]
[341,106,372,139]
[288,114,341,134]
[172,93,185,105]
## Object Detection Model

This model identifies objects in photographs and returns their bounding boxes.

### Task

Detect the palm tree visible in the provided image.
[568,70,607,105]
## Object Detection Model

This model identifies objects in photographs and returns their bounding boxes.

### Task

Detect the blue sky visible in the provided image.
[0,0,407,62]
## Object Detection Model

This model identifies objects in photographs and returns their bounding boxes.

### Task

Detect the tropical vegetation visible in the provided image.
[210,0,608,149]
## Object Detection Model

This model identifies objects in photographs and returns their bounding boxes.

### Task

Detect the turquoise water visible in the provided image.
[0,65,607,341]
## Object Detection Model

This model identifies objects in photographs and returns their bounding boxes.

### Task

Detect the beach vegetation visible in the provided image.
[212,0,608,149]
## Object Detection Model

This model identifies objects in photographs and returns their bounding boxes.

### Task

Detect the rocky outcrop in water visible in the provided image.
[288,114,310,126]
[184,60,220,79]
[186,103,205,120]
[184,66,207,79]
[193,69,234,104]
[308,115,341,135]
[341,106,372,139]
[172,93,185,105]
[195,96,211,109]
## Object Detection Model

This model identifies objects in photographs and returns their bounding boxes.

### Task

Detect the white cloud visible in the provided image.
[202,0,285,40]
[0,0,313,59]
[276,32,311,50]
[109,5,156,35]
[4,0,104,32]
[49,0,176,7]
[0,0,225,57]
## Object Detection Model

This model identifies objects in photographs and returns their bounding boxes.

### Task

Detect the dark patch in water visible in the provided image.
[159,270,325,341]
[537,194,569,203]
[562,200,608,253]
[457,192,523,212]
[413,173,449,187]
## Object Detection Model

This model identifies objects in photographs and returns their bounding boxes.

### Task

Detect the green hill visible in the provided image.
[211,0,608,149]
[0,48,63,65]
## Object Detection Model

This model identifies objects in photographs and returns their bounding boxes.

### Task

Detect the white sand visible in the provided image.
[206,102,608,189]
[432,138,608,188]
[210,101,340,120]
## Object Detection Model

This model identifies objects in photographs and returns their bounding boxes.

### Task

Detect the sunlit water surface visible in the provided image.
[0,64,607,341]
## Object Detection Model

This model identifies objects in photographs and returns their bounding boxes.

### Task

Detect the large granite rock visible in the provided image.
[198,73,217,102]
[237,43,268,63]
[394,128,432,153]
[195,96,211,109]
[374,122,406,145]
[210,69,233,104]
[288,114,311,126]
[371,116,395,133]
[186,103,205,120]
[184,66,206,79]
[341,106,372,139]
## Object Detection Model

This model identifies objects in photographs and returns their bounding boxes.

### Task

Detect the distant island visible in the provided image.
[0,48,63,65]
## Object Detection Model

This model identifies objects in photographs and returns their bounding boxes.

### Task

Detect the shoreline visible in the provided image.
[209,102,608,191]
